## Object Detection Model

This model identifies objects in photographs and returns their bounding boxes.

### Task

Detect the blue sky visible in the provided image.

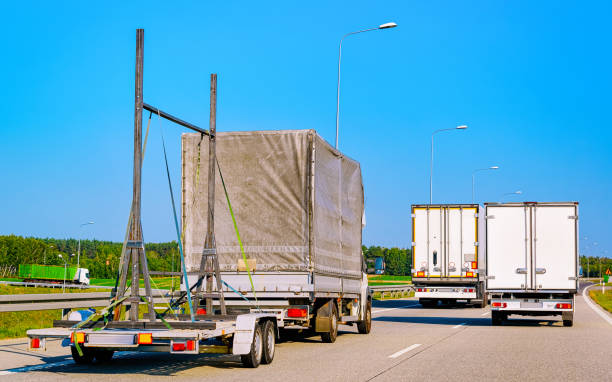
[0,1,610,256]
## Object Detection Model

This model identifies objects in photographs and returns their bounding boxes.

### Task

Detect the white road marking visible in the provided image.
[452,323,466,329]
[583,284,612,327]
[389,343,422,359]
[481,311,490,316]
[372,304,417,315]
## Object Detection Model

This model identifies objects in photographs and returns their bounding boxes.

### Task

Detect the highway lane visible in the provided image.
[1,290,611,381]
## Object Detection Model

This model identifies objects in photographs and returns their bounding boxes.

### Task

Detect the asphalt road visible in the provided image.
[1,284,611,382]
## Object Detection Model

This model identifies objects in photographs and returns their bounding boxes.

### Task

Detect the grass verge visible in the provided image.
[589,288,612,314]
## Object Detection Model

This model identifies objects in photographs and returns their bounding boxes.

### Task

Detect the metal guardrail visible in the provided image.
[0,280,111,289]
[369,284,413,299]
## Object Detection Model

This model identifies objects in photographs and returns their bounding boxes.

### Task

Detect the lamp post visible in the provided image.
[77,221,94,270]
[501,190,522,203]
[58,254,67,293]
[430,125,468,204]
[335,22,397,149]
[471,166,499,203]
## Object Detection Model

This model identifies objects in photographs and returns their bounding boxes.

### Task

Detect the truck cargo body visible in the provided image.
[411,204,486,307]
[181,130,371,340]
[485,202,579,326]
[18,264,90,285]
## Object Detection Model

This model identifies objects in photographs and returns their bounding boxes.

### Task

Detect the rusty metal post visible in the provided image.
[128,28,144,322]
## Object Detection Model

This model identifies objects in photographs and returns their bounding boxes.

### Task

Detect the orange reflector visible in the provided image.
[466,272,474,277]
[173,342,186,352]
[31,338,40,349]
[187,340,196,351]
[287,308,308,318]
[196,308,206,315]
[70,332,85,344]
[138,333,153,345]
[556,303,572,309]
[417,271,425,277]
[471,261,477,269]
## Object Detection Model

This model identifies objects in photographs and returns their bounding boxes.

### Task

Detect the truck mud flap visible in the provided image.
[315,301,332,333]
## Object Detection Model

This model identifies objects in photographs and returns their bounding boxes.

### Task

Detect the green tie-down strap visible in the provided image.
[216,159,260,310]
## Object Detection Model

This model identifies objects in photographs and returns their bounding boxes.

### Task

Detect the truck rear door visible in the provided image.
[446,207,478,277]
[533,204,578,290]
[486,205,531,290]
[412,206,442,277]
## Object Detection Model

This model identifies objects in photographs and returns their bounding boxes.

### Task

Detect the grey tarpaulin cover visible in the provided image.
[182,129,364,279]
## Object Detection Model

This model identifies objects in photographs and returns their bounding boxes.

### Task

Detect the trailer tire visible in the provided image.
[491,311,503,326]
[357,300,372,334]
[321,302,338,343]
[241,324,263,368]
[261,321,276,365]
[70,346,94,364]
[562,311,574,327]
[94,349,114,363]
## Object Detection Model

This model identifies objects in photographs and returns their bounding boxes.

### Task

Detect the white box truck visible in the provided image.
[411,204,487,307]
[485,202,579,326]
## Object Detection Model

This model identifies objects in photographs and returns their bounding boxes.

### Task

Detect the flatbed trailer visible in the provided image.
[27,312,279,367]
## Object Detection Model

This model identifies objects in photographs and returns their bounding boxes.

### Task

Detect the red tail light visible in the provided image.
[31,338,40,349]
[492,302,507,308]
[187,340,196,351]
[172,343,186,352]
[196,308,206,315]
[471,262,477,269]
[556,303,572,309]
[469,289,474,293]
[417,288,423,292]
[287,308,308,318]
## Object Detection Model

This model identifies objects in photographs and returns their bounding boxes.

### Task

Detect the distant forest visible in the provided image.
[0,235,413,278]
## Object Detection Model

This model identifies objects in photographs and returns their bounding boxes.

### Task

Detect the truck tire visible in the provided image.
[261,321,276,364]
[420,299,436,308]
[562,311,574,327]
[321,302,338,343]
[71,346,94,364]
[357,300,372,334]
[241,324,263,368]
[491,311,503,326]
[94,349,114,363]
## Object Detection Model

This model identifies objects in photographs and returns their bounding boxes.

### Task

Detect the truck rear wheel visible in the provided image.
[562,311,573,327]
[491,311,504,326]
[261,320,275,364]
[321,302,338,343]
[241,324,263,368]
[357,300,372,334]
[420,299,436,308]
[71,346,94,364]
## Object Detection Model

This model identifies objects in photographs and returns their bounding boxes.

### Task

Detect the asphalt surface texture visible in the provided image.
[1,282,610,382]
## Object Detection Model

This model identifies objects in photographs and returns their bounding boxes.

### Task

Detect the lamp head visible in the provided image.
[490,166,500,170]
[456,125,468,130]
[379,22,398,29]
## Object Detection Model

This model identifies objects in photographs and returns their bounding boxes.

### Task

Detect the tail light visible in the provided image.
[70,332,85,344]
[172,343,186,352]
[466,272,474,277]
[556,303,572,309]
[417,288,423,292]
[196,308,206,315]
[137,333,153,345]
[187,340,196,351]
[416,271,425,277]
[471,261,478,269]
[287,308,308,318]
[492,302,507,308]
[31,338,41,349]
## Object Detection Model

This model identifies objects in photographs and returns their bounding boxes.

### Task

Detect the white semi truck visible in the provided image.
[411,204,487,307]
[485,202,579,326]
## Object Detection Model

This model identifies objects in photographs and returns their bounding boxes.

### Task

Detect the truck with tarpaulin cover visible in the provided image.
[181,129,372,342]
[18,264,90,285]
[411,204,487,307]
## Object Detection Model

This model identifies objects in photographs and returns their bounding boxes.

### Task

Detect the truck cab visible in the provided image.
[75,268,90,285]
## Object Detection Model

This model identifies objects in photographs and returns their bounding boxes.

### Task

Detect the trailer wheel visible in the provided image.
[94,349,114,363]
[321,302,338,343]
[70,346,94,364]
[261,321,276,364]
[241,324,263,368]
[357,300,372,334]
[562,311,573,327]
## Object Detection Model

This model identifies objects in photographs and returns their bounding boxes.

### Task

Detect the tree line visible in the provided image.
[580,255,612,278]
[362,245,412,276]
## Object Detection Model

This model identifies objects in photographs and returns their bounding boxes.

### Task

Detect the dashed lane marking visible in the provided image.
[388,343,422,359]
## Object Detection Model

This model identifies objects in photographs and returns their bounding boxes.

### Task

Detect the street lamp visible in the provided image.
[501,190,522,203]
[430,125,468,204]
[58,254,67,293]
[471,166,500,203]
[77,221,94,270]
[335,22,397,149]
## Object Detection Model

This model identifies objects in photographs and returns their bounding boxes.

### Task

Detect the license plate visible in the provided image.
[520,301,542,309]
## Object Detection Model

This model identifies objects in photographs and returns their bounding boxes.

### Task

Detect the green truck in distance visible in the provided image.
[18,264,90,285]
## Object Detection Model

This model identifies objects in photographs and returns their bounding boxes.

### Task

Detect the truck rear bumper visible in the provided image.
[415,286,477,299]
[491,297,574,313]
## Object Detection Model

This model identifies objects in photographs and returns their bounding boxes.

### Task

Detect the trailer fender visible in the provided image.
[315,300,333,333]
[232,313,275,355]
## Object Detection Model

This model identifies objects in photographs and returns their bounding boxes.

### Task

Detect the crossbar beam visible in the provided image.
[143,102,209,135]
